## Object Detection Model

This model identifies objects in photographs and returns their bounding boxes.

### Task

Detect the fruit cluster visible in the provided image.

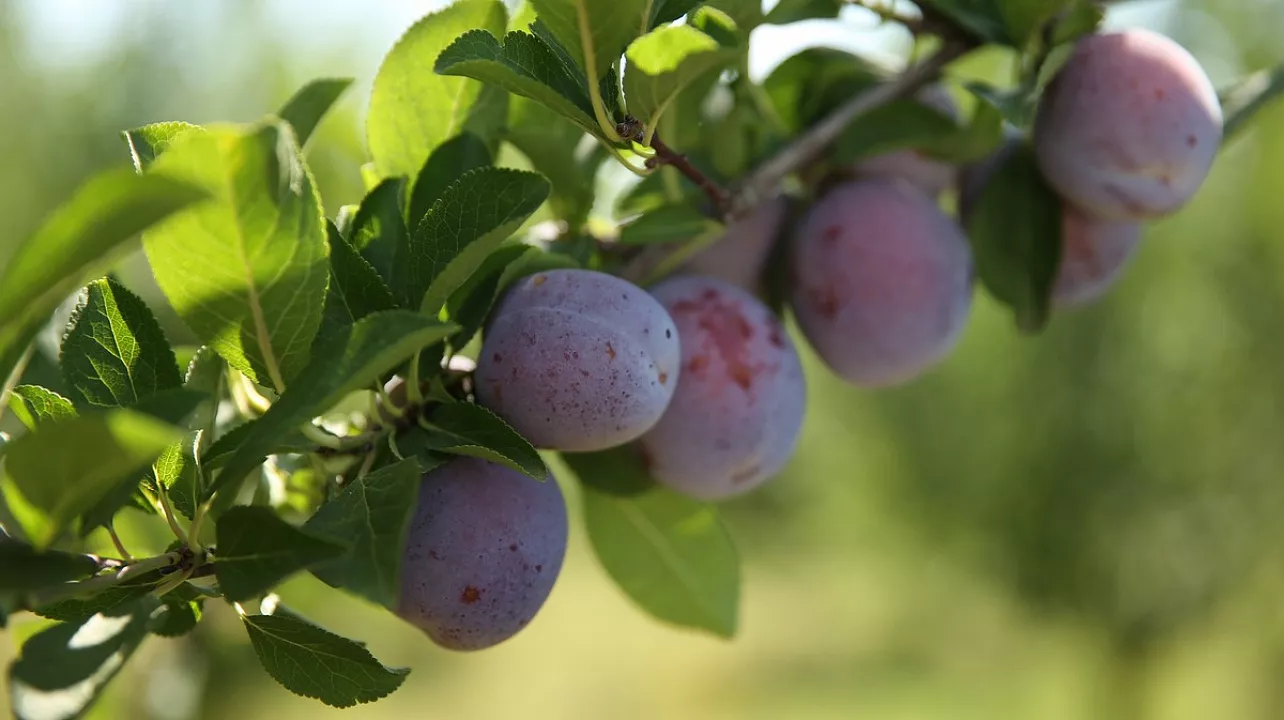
[394,27,1222,652]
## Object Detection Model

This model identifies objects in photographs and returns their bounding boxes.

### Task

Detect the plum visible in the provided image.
[1034,29,1222,220]
[681,195,787,292]
[853,84,960,197]
[960,138,1144,309]
[1053,205,1142,307]
[638,276,805,500]
[474,269,680,452]
[789,179,973,387]
[397,457,568,651]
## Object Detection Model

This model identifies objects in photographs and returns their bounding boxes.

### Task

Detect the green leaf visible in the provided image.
[419,402,546,479]
[316,223,396,349]
[278,77,354,147]
[242,611,408,708]
[149,597,203,637]
[917,0,1011,44]
[966,80,1037,129]
[60,278,182,409]
[397,167,550,313]
[528,0,651,85]
[151,434,200,520]
[762,0,842,24]
[367,0,508,181]
[72,388,206,534]
[446,244,580,348]
[144,121,329,391]
[201,419,313,472]
[1048,0,1103,46]
[304,459,422,607]
[0,409,180,548]
[829,99,960,165]
[617,203,723,245]
[208,311,457,498]
[996,0,1073,47]
[651,0,703,26]
[435,29,600,136]
[214,506,346,602]
[580,480,739,637]
[624,25,738,131]
[559,445,653,496]
[122,121,202,172]
[349,178,408,284]
[408,132,493,229]
[0,540,98,592]
[762,47,884,133]
[9,600,155,720]
[504,95,604,226]
[964,141,1061,333]
[182,346,225,451]
[7,386,75,430]
[32,566,191,623]
[0,168,205,391]
[703,0,762,33]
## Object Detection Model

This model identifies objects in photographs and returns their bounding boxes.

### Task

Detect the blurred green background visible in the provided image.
[3,0,1284,718]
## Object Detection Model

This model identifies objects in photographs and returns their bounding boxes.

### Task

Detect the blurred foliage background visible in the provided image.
[3,0,1284,718]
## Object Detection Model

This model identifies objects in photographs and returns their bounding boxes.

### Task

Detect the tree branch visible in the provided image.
[725,40,972,221]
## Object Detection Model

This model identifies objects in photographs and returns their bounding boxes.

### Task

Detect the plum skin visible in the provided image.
[1053,205,1142,307]
[960,138,1144,308]
[1033,29,1222,220]
[396,457,568,651]
[853,84,959,197]
[789,179,974,388]
[638,276,806,500]
[681,195,787,292]
[474,269,680,452]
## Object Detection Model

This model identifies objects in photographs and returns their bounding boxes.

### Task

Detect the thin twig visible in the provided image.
[26,551,181,608]
[0,343,34,426]
[155,483,190,548]
[727,41,972,221]
[105,521,132,561]
[617,117,732,215]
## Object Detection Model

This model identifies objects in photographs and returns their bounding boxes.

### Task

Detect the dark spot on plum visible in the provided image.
[493,352,503,363]
[822,225,842,242]
[809,286,840,319]
[658,371,668,385]
[768,323,785,349]
[509,544,518,552]
[429,550,441,560]
[729,365,755,390]
[581,369,590,377]
[1187,134,1198,147]
[606,342,617,360]
[460,586,483,604]
[535,565,543,573]
[665,328,672,339]
[1153,87,1166,100]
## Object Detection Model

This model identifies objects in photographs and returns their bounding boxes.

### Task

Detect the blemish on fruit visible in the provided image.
[460,586,483,604]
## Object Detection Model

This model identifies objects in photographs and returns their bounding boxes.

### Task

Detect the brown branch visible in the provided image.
[647,135,732,214]
[616,117,731,215]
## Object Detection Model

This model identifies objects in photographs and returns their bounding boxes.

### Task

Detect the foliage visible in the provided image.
[0,0,1280,713]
